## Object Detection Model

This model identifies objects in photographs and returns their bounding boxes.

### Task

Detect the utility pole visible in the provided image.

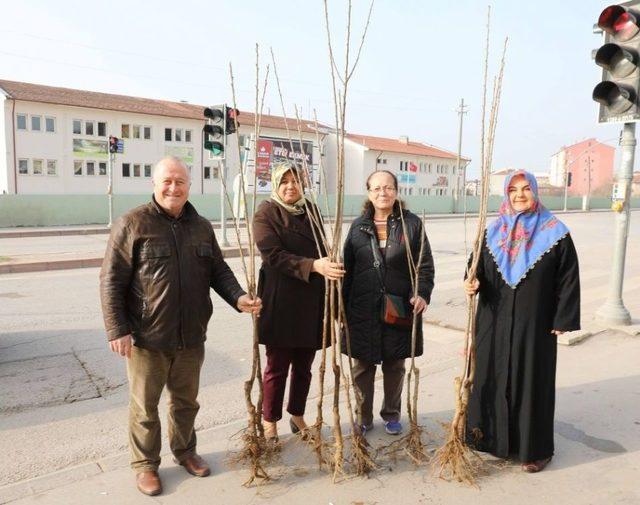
[584,152,592,211]
[454,98,468,213]
[596,122,635,326]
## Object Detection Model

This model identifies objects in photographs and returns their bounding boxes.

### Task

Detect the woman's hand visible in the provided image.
[313,257,346,280]
[464,278,480,296]
[410,296,427,314]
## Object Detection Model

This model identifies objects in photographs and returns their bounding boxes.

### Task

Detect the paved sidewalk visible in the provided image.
[1,327,638,504]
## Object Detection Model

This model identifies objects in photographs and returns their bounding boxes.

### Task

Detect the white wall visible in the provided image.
[549,150,566,187]
[0,95,9,194]
[329,135,468,197]
[6,101,206,195]
[2,101,325,197]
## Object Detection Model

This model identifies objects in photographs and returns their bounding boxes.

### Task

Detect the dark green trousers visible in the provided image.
[126,344,205,472]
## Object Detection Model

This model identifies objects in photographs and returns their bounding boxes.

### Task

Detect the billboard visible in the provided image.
[251,136,314,194]
[72,139,108,159]
[398,173,416,185]
[164,146,194,165]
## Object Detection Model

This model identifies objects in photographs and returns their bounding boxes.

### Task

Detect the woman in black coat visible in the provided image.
[464,170,580,473]
[253,162,344,441]
[342,170,435,435]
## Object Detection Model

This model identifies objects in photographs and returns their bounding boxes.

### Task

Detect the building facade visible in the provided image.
[0,79,323,196]
[549,138,615,196]
[323,133,469,197]
[1,79,468,201]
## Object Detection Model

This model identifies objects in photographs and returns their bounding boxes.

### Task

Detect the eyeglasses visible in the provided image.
[368,186,397,194]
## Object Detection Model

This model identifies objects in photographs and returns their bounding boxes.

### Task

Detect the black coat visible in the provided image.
[466,234,580,462]
[254,200,326,349]
[342,209,435,364]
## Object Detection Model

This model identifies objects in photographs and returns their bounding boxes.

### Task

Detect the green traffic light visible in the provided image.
[204,140,224,155]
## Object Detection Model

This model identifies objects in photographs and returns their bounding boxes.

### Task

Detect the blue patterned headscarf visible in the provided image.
[486,170,569,288]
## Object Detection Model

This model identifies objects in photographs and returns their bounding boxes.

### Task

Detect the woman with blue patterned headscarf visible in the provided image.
[463,170,581,473]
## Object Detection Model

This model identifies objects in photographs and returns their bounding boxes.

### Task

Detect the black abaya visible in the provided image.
[466,234,580,462]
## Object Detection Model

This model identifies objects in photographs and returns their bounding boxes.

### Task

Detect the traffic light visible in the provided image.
[593,2,640,123]
[567,172,573,187]
[203,106,225,158]
[226,107,240,135]
[109,135,119,154]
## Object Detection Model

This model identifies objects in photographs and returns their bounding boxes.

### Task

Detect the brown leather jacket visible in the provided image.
[99,198,245,350]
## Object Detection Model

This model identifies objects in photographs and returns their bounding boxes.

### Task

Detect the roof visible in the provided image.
[491,168,517,175]
[0,79,324,133]
[345,133,468,161]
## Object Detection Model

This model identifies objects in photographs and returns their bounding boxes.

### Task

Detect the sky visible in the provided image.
[0,0,624,178]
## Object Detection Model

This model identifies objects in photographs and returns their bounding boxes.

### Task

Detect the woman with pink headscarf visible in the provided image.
[463,170,580,473]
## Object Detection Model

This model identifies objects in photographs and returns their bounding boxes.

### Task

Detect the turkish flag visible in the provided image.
[409,162,418,172]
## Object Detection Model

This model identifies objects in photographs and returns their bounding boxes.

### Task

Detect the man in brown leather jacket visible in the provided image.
[99,156,261,496]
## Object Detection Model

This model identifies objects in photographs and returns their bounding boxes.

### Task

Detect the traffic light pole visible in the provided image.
[563,164,569,212]
[107,151,115,228]
[596,121,635,326]
[219,159,229,247]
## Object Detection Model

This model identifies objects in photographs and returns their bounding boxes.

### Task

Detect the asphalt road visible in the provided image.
[0,211,638,487]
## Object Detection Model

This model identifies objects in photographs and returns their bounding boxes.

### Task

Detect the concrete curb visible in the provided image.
[0,247,250,275]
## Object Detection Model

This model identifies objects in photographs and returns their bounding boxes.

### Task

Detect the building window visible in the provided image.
[73,120,82,134]
[204,166,211,179]
[32,159,43,175]
[85,121,94,136]
[175,129,183,142]
[144,164,152,177]
[99,162,107,176]
[16,114,27,130]
[121,124,130,138]
[213,166,219,179]
[47,160,57,175]
[144,126,151,140]
[45,117,56,133]
[74,160,83,176]
[86,161,95,176]
[31,115,42,132]
[98,122,107,137]
[133,163,141,177]
[165,128,172,141]
[185,129,192,143]
[133,125,141,139]
[122,163,130,177]
[18,159,28,174]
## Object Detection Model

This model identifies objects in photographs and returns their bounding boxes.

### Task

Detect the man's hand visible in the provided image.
[237,294,262,316]
[551,330,565,336]
[109,334,132,358]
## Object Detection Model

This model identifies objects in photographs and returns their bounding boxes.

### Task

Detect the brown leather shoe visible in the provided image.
[136,470,162,496]
[178,454,211,477]
[522,456,552,473]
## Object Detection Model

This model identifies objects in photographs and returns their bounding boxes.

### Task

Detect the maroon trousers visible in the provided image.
[262,346,316,422]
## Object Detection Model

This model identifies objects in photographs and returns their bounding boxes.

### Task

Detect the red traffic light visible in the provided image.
[599,5,640,42]
[108,135,119,154]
